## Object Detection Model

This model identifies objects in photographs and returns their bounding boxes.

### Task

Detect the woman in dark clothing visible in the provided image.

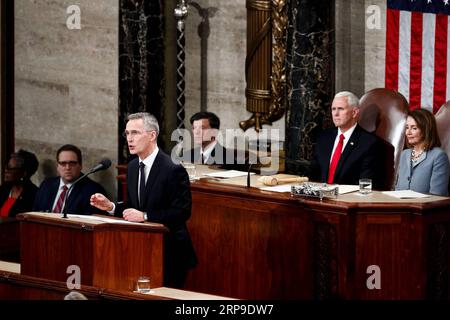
[0,149,39,217]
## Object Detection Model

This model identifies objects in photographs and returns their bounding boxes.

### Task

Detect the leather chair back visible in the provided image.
[435,101,450,162]
[359,88,409,189]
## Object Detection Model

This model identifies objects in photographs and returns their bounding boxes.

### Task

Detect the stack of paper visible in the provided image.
[381,190,431,199]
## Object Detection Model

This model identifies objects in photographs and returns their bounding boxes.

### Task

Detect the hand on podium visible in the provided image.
[90,193,114,212]
[123,208,146,222]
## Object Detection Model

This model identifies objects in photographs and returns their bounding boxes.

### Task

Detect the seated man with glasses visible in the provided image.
[33,144,106,214]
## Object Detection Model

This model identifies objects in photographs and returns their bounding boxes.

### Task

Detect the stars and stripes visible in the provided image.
[385,0,450,113]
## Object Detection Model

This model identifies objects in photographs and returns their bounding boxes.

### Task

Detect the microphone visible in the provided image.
[247,162,254,188]
[61,158,112,219]
[88,158,112,174]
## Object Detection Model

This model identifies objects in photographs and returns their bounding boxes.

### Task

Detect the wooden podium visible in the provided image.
[17,212,167,292]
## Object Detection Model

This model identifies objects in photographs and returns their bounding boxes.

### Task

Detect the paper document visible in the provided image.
[204,170,255,179]
[381,190,431,199]
[68,214,145,225]
[338,185,360,195]
[259,184,293,193]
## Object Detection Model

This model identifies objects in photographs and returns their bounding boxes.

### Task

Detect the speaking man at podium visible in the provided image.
[33,144,106,214]
[90,112,197,288]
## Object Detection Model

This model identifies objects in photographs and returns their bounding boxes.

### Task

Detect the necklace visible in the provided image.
[411,149,424,161]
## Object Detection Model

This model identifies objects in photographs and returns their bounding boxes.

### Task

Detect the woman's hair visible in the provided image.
[10,149,39,179]
[407,109,441,150]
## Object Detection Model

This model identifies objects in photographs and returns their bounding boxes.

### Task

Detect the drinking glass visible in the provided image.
[359,178,372,194]
[136,276,151,293]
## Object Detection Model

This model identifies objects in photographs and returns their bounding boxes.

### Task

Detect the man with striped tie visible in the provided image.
[33,144,105,214]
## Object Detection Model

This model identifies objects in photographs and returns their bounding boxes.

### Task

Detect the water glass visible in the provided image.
[183,163,197,181]
[136,276,151,293]
[359,178,372,194]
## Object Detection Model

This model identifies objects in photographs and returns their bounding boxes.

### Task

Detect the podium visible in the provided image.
[17,212,167,292]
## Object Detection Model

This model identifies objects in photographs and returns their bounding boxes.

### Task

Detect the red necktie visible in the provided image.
[53,185,68,213]
[327,134,345,184]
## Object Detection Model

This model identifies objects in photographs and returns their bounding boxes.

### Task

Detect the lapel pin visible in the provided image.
[350,142,354,146]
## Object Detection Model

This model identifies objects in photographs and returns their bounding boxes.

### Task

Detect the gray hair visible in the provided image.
[64,291,88,300]
[334,91,360,108]
[127,112,160,135]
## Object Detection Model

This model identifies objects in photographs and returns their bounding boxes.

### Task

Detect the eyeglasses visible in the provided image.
[122,130,155,138]
[58,161,79,167]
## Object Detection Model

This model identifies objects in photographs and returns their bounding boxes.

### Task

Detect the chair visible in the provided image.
[358,88,409,190]
[435,101,450,162]
[435,101,450,194]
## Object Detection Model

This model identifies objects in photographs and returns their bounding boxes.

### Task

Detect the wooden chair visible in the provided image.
[358,88,409,190]
[435,101,450,193]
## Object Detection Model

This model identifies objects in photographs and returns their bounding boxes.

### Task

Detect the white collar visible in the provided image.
[202,141,217,159]
[338,123,357,141]
[139,147,159,168]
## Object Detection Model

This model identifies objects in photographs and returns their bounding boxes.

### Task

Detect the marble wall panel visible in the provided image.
[14,0,119,200]
[364,0,386,91]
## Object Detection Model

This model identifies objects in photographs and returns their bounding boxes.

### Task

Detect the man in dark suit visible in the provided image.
[311,91,384,189]
[90,112,197,288]
[185,111,248,169]
[33,144,106,214]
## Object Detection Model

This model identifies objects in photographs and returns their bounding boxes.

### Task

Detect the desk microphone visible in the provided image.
[247,162,254,188]
[61,158,112,219]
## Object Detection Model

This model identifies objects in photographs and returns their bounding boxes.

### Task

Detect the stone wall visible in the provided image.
[335,0,386,96]
[14,0,118,199]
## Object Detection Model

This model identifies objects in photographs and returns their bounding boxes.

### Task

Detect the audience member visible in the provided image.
[33,144,106,214]
[0,149,39,217]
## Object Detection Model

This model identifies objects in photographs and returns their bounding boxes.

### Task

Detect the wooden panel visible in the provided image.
[93,230,163,291]
[185,190,314,299]
[21,222,94,284]
[0,218,20,262]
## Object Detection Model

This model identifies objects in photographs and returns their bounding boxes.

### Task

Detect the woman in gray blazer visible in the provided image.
[396,109,450,196]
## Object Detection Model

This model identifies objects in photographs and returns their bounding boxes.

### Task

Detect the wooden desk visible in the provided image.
[18,212,167,292]
[184,177,450,300]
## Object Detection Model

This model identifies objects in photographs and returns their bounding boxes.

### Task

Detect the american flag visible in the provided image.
[386,0,450,113]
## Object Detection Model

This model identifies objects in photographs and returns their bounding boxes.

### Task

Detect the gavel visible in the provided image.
[258,176,309,186]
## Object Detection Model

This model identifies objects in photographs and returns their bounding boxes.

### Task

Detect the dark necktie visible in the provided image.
[327,134,345,184]
[139,162,146,209]
[53,185,68,213]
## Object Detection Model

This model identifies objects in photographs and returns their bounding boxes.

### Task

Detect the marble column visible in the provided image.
[119,0,165,162]
[285,0,334,175]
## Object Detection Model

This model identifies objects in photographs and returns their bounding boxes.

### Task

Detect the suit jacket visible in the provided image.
[0,180,38,217]
[311,124,385,189]
[395,147,450,196]
[33,175,106,214]
[186,144,249,171]
[116,150,197,286]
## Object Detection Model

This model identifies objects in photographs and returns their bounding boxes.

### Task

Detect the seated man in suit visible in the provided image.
[187,111,248,169]
[310,91,385,189]
[33,144,106,214]
[90,112,197,288]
